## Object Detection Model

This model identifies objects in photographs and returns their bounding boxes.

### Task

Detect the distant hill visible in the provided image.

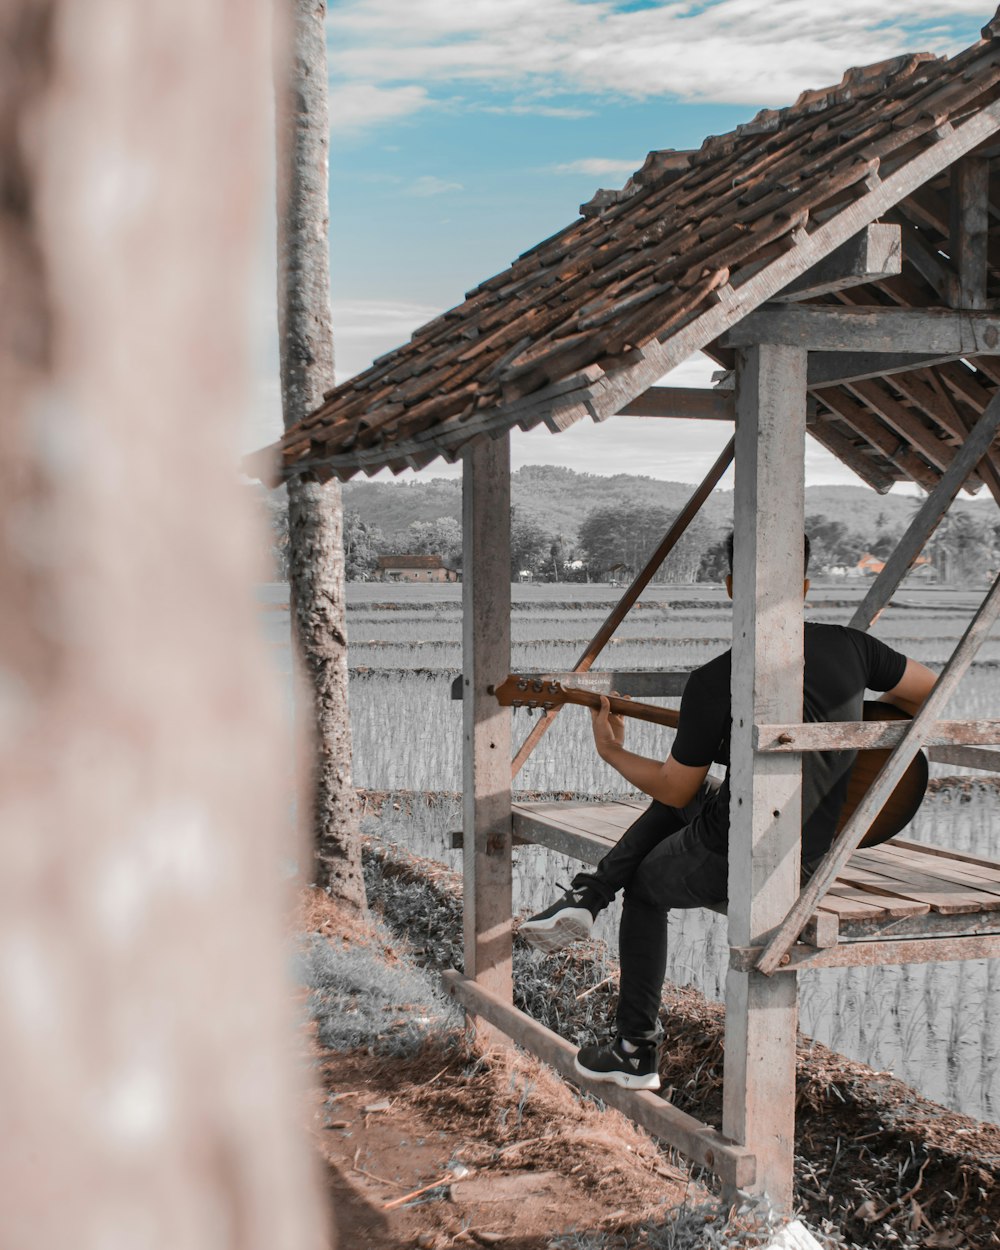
[343,466,729,544]
[341,477,462,535]
[340,467,997,546]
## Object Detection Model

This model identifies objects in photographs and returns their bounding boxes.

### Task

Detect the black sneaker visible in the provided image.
[574,1037,661,1091]
[519,884,600,953]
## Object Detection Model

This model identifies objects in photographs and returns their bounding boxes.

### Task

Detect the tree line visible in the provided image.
[262,493,1000,585]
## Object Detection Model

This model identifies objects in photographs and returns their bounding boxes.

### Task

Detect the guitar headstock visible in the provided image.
[489,673,565,711]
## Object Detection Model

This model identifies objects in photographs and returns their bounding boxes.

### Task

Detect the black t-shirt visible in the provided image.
[670,623,908,861]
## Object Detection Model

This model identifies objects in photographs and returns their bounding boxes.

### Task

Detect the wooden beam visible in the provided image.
[462,434,513,1004]
[848,392,1000,629]
[955,406,1000,506]
[757,565,1000,976]
[889,212,957,304]
[773,224,901,301]
[925,362,1000,500]
[805,421,896,493]
[950,156,991,310]
[732,932,1000,972]
[845,378,954,475]
[618,386,734,419]
[815,389,940,490]
[440,970,757,1190]
[510,437,734,779]
[721,306,1000,354]
[927,744,1000,770]
[951,363,1000,496]
[723,343,805,1212]
[806,351,968,388]
[890,369,977,444]
[755,718,1000,752]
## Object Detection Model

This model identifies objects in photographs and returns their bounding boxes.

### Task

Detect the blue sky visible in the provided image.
[250,2,995,489]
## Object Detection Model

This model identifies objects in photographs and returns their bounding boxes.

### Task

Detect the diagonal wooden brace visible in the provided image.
[756,563,1000,976]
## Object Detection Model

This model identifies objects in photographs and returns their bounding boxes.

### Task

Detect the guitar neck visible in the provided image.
[545,684,681,730]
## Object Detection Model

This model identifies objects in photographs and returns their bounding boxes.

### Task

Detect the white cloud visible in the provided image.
[553,157,644,175]
[328,0,987,131]
[328,82,431,133]
[331,297,446,379]
[406,175,464,196]
[479,103,593,119]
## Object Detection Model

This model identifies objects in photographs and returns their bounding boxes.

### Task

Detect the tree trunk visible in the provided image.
[0,2,328,1245]
[276,0,364,907]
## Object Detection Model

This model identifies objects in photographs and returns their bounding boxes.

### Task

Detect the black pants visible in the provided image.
[571,784,728,1044]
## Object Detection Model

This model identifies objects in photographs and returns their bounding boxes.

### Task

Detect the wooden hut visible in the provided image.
[252,17,1000,1208]
[375,554,458,583]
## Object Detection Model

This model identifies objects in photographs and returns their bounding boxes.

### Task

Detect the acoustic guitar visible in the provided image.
[491,675,928,848]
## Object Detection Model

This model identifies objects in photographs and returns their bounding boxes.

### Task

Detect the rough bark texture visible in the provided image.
[276,0,364,907]
[0,2,328,1246]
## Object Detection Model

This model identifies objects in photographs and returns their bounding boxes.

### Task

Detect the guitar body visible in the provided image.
[844,702,928,847]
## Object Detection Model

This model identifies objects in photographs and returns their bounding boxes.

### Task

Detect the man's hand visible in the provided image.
[591,694,626,760]
[589,693,710,806]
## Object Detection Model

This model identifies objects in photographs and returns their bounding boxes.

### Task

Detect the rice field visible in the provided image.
[259,579,1000,1124]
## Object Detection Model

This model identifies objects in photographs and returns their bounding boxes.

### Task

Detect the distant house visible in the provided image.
[376,554,459,583]
[857,553,885,576]
[856,552,931,578]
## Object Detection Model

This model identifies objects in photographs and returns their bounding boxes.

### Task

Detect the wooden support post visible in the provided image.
[723,343,807,1211]
[462,435,513,1003]
[849,393,1000,629]
[951,157,990,310]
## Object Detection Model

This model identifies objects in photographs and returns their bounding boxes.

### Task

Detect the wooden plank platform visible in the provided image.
[512,800,1000,962]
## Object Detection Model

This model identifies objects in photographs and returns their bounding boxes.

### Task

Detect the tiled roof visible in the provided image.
[255,18,1000,490]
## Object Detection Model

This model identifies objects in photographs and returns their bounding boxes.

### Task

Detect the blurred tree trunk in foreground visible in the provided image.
[0,2,328,1247]
[276,0,365,909]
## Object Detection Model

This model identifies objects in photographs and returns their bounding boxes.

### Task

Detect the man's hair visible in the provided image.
[725,531,810,574]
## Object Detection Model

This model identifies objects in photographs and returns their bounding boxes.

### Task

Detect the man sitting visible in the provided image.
[521,533,936,1090]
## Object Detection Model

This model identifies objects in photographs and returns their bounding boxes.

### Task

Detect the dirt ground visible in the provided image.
[315,1045,697,1249]
[302,889,703,1250]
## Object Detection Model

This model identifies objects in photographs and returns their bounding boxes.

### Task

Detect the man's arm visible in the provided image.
[591,696,709,807]
[878,658,937,716]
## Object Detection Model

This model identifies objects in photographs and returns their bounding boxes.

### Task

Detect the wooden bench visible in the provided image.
[512,799,1000,969]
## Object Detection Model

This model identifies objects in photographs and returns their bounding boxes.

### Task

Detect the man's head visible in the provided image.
[723,531,811,600]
